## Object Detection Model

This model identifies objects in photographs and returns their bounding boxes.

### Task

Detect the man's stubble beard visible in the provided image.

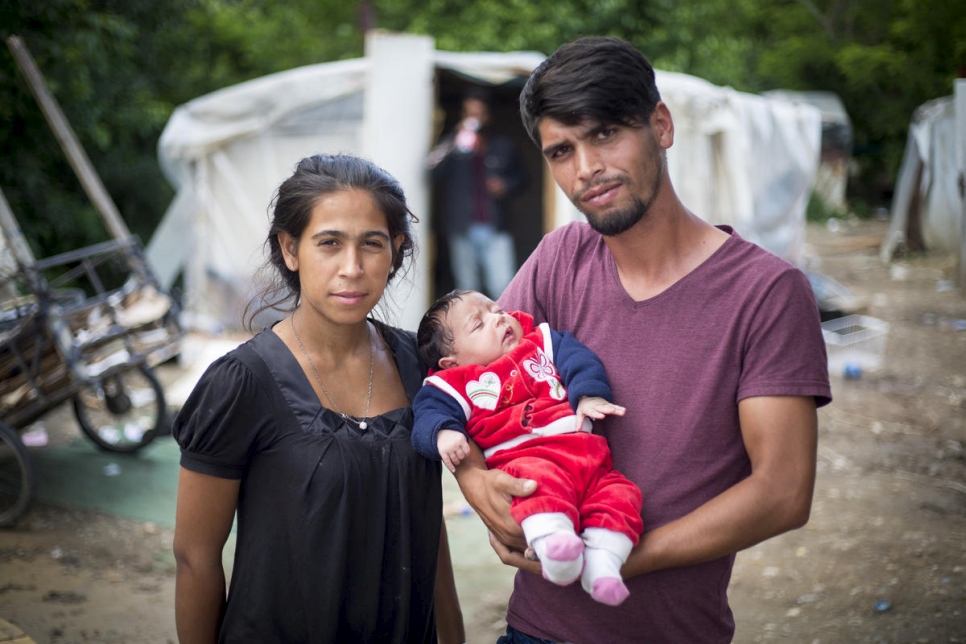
[578,149,665,237]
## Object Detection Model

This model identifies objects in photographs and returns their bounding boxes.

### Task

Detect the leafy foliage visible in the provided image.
[749,0,965,203]
[0,0,365,260]
[0,0,962,264]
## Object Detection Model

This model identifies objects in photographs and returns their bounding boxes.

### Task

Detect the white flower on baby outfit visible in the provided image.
[466,372,501,410]
[523,349,565,400]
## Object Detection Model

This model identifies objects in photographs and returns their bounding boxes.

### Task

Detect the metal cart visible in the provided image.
[0,36,183,526]
[0,188,183,525]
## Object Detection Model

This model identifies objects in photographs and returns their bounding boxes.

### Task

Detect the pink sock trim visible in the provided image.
[544,532,584,561]
[591,577,630,606]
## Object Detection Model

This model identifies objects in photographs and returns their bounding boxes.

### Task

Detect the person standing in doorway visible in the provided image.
[429,88,526,299]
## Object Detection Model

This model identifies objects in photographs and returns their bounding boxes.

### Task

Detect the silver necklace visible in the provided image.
[291,313,374,430]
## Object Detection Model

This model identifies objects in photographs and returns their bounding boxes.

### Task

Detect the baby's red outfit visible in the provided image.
[415,311,642,543]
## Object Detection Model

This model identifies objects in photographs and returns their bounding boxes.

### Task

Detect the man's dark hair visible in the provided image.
[417,289,472,370]
[519,36,663,146]
[463,86,493,107]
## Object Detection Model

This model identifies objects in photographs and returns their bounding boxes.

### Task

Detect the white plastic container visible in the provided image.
[821,314,890,375]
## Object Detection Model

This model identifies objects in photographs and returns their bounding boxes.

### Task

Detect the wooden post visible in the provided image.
[363,31,435,331]
[0,187,37,267]
[5,35,132,242]
[956,79,966,289]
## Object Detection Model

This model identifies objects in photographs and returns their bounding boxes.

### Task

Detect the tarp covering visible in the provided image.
[151,59,372,331]
[765,90,852,210]
[150,33,820,332]
[881,95,963,261]
[659,74,821,266]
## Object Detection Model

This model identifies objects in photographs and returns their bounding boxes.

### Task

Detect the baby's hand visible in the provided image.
[437,429,470,473]
[576,396,626,430]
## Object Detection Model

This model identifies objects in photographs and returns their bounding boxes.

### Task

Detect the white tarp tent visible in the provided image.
[658,74,821,266]
[765,90,852,210]
[150,31,821,333]
[881,86,966,263]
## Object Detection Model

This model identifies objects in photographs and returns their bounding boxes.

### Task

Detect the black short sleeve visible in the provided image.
[172,350,266,479]
[172,327,442,642]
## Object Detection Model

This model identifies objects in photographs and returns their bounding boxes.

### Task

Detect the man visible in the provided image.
[453,37,832,642]
[428,88,526,299]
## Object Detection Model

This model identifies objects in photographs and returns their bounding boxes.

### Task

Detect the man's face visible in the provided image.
[462,98,491,128]
[439,292,523,368]
[537,107,670,236]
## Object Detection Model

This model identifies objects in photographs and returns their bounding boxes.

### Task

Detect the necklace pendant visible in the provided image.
[291,314,375,433]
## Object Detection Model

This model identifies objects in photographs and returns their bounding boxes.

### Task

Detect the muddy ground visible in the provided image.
[1,218,964,643]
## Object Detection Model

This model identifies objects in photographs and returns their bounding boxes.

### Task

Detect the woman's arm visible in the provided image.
[433,521,465,644]
[173,467,240,644]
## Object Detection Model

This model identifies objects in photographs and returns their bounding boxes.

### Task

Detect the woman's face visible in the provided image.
[280,188,402,327]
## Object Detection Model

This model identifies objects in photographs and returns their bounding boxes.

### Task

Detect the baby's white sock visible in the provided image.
[581,528,634,606]
[521,513,584,585]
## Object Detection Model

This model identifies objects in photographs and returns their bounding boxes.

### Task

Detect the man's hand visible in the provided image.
[488,531,542,575]
[437,429,471,473]
[485,176,508,198]
[453,445,535,551]
[576,396,626,430]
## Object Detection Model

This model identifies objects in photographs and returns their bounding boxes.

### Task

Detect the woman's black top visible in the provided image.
[173,321,442,643]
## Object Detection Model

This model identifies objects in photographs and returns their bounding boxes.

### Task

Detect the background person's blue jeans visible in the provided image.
[496,624,568,644]
[449,223,515,298]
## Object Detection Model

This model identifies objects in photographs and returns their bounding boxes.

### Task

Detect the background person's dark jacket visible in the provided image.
[429,132,526,235]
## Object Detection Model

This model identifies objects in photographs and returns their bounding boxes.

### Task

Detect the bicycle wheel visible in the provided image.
[0,421,34,527]
[73,364,167,453]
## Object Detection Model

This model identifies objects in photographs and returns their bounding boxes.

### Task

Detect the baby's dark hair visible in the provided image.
[417,289,473,370]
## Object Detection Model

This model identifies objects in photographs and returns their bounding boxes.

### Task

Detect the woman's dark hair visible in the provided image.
[519,36,663,146]
[245,154,417,331]
[416,289,471,370]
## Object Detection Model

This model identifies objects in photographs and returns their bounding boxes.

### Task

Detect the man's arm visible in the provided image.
[428,135,456,172]
[622,395,818,576]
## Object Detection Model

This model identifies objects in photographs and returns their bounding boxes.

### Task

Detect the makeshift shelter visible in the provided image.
[150,31,822,333]
[881,87,965,263]
[765,90,852,210]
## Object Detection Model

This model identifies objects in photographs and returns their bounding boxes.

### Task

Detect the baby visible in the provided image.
[412,290,643,606]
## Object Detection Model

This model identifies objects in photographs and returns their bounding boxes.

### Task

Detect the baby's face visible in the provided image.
[442,292,524,367]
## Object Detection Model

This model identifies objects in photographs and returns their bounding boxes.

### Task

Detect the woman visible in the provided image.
[172,154,464,643]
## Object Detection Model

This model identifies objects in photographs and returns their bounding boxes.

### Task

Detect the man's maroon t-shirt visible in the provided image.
[499,223,831,643]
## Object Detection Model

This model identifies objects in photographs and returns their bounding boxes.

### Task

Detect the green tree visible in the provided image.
[0,0,368,262]
[1,1,198,258]
[1,0,962,270]
[745,0,966,206]
[379,0,964,210]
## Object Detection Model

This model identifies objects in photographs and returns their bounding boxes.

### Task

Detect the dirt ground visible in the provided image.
[1,218,965,643]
